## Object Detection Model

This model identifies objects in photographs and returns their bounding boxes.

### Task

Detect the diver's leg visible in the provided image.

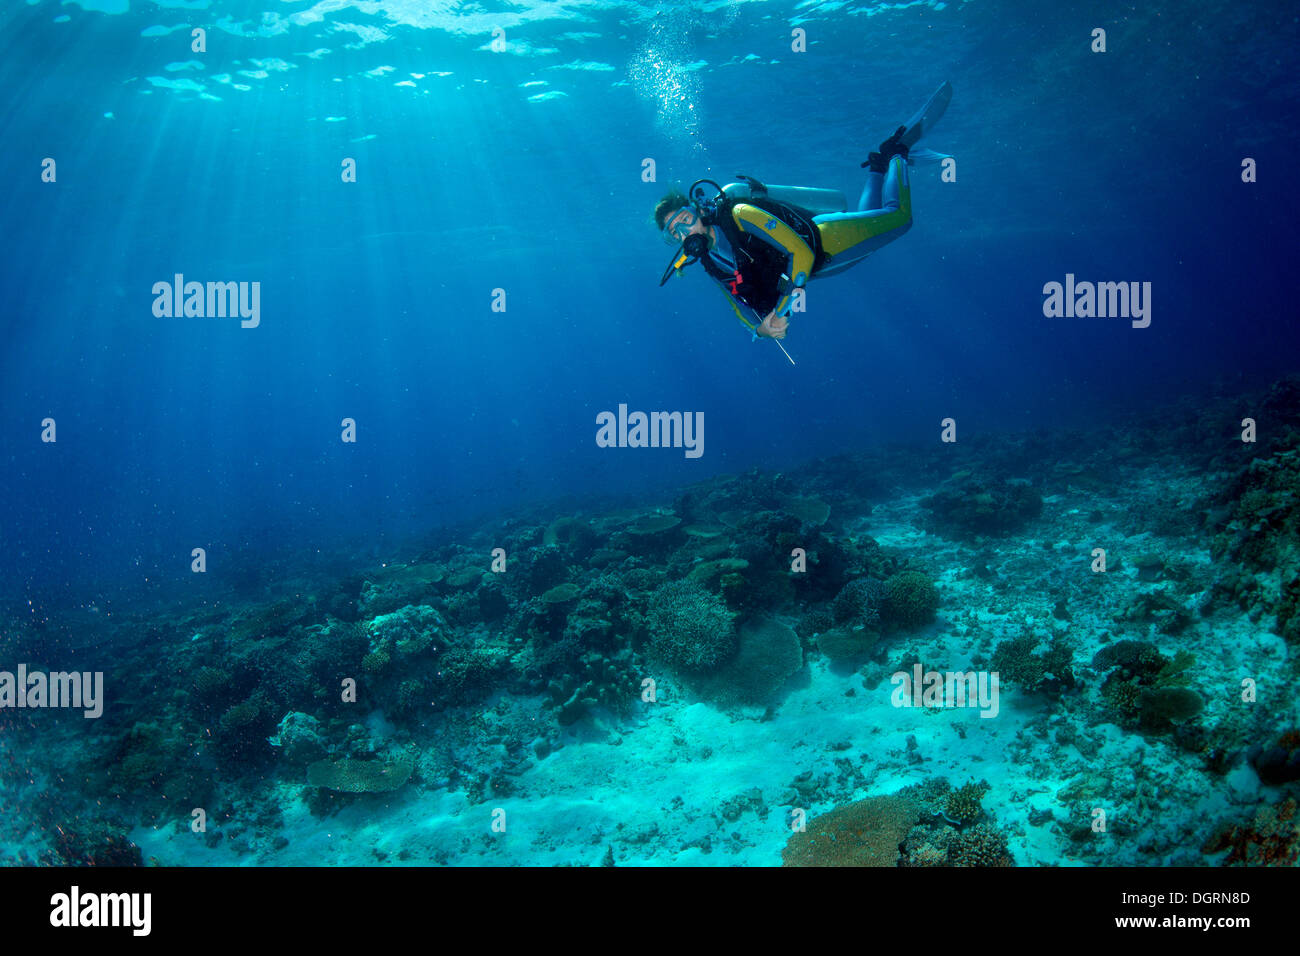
[864,153,904,214]
[858,170,884,212]
[814,156,911,276]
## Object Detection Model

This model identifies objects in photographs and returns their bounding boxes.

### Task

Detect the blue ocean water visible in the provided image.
[3,0,1294,601]
[1,0,1298,872]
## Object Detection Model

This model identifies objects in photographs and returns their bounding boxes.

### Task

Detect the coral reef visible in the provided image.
[944,781,990,826]
[1203,798,1299,866]
[646,579,737,672]
[430,644,511,709]
[782,796,920,867]
[816,626,879,662]
[366,604,444,659]
[306,750,417,794]
[1247,730,1300,784]
[832,578,884,629]
[48,819,143,867]
[947,824,1014,867]
[919,470,1043,537]
[1093,642,1202,732]
[1211,443,1300,645]
[18,374,1300,868]
[881,570,940,630]
[688,617,803,705]
[269,712,327,766]
[990,633,1076,694]
[358,563,444,616]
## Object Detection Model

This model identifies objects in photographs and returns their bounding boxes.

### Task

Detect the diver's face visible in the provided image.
[663,207,710,246]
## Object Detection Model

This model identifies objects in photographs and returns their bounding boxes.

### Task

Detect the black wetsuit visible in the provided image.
[698,197,825,322]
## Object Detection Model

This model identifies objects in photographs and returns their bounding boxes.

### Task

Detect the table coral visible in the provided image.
[782,796,919,867]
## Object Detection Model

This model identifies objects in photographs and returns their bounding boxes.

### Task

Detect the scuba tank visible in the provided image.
[723,175,847,216]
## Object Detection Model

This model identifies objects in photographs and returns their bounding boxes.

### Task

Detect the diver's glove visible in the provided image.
[862,125,910,172]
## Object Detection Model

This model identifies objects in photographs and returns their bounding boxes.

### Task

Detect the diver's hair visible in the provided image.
[652,187,690,230]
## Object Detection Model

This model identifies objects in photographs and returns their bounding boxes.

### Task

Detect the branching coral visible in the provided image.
[646,579,736,672]
[991,633,1075,693]
[431,645,510,708]
[881,570,940,630]
[944,781,990,826]
[948,823,1013,867]
[832,578,884,629]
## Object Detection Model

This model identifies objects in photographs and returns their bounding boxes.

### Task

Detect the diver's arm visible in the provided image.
[712,280,765,335]
[730,203,815,318]
[713,285,784,339]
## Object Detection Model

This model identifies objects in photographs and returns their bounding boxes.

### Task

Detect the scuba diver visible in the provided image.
[654,82,952,357]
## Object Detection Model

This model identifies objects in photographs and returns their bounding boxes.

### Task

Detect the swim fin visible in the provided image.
[899,80,952,149]
[906,146,953,167]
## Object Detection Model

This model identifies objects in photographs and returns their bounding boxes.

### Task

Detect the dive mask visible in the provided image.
[661,207,697,246]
